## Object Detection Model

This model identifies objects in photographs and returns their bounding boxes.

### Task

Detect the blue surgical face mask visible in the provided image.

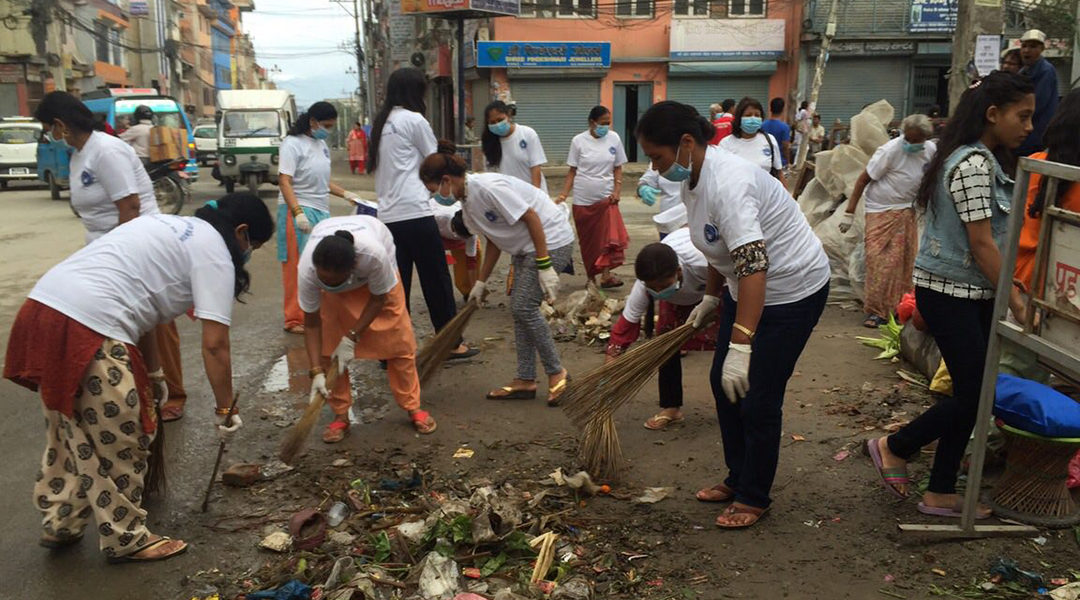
[312,125,330,140]
[488,119,511,137]
[902,141,925,154]
[594,125,609,138]
[319,274,354,293]
[432,180,457,207]
[660,145,691,183]
[741,116,763,134]
[240,230,252,264]
[647,278,681,300]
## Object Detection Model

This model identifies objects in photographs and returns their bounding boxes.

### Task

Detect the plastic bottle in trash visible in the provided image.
[327,501,349,527]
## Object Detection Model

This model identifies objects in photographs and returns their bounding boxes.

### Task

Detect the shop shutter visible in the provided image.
[815,57,910,130]
[509,79,600,164]
[667,76,770,119]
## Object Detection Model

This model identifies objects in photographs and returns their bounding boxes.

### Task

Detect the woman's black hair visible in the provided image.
[481,100,510,168]
[313,230,358,273]
[635,242,680,282]
[33,91,96,132]
[636,100,716,148]
[915,71,1035,211]
[193,193,275,299]
[800,101,809,110]
[588,105,610,123]
[1031,87,1080,218]
[418,139,467,184]
[368,68,428,173]
[731,97,766,137]
[450,210,471,239]
[288,101,338,137]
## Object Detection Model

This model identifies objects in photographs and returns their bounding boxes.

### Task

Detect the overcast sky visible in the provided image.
[242,0,361,110]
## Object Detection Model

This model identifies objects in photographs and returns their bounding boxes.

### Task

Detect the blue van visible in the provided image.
[36,129,73,200]
[81,88,199,181]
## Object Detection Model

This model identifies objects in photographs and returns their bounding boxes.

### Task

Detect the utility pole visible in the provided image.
[793,0,839,175]
[352,0,368,121]
[948,0,1004,114]
[1071,0,1080,88]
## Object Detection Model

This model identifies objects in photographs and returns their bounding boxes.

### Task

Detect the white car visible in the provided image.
[0,117,41,189]
[194,123,218,166]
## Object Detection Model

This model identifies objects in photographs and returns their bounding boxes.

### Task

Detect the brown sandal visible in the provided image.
[410,410,437,434]
[546,373,571,407]
[322,420,349,443]
[106,536,188,564]
[695,483,735,503]
[160,400,185,422]
[715,503,768,529]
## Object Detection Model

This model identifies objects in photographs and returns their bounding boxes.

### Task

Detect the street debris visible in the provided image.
[631,487,673,504]
[542,283,624,345]
[259,531,292,553]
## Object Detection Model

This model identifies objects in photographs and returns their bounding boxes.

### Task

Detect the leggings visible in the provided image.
[510,245,573,380]
[384,216,458,333]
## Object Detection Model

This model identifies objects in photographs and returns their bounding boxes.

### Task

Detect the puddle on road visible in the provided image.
[258,348,393,425]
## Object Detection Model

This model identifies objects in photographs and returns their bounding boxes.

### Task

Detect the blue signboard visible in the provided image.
[909,0,957,33]
[477,41,612,69]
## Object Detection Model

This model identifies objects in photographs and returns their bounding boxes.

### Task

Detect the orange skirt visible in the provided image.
[319,280,416,360]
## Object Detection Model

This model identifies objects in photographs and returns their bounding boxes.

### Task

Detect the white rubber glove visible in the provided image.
[344,191,362,205]
[216,412,243,441]
[331,336,355,372]
[295,212,312,234]
[309,373,329,404]
[468,280,487,304]
[148,369,167,407]
[538,268,560,303]
[721,343,752,403]
[687,295,721,329]
[838,211,854,234]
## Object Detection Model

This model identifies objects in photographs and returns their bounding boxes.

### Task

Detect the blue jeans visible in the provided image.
[711,283,829,509]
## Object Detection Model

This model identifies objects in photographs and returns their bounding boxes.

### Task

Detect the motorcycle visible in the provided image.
[146,157,189,215]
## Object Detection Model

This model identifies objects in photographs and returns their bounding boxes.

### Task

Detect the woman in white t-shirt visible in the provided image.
[367,68,475,360]
[420,145,573,406]
[4,193,274,563]
[839,114,936,328]
[719,97,788,188]
[481,100,549,193]
[278,101,364,335]
[299,216,437,442]
[637,101,830,529]
[557,106,630,288]
[637,163,684,235]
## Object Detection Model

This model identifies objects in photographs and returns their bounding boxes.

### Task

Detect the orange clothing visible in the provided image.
[282,213,304,329]
[1015,152,1080,290]
[347,129,368,162]
[153,320,186,405]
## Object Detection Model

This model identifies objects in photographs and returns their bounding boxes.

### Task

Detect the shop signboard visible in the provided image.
[476,41,611,68]
[669,19,785,60]
[909,0,957,33]
[400,0,520,15]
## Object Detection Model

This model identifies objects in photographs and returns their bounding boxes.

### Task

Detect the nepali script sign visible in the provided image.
[909,0,957,33]
[477,42,612,69]
[669,19,785,60]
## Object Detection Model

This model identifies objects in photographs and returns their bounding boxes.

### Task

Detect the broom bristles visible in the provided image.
[279,357,339,464]
[416,299,479,384]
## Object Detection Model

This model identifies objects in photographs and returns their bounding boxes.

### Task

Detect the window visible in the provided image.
[109,29,124,67]
[673,0,709,17]
[616,0,652,18]
[558,0,594,18]
[728,0,765,17]
[203,88,212,106]
[95,22,111,62]
[519,0,556,18]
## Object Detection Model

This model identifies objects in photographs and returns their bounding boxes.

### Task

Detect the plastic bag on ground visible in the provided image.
[417,551,461,600]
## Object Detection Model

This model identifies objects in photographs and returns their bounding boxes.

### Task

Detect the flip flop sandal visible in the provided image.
[39,532,84,549]
[289,508,328,551]
[322,420,349,444]
[106,536,188,564]
[600,278,624,289]
[447,347,481,361]
[916,502,993,520]
[695,483,735,503]
[160,401,185,422]
[410,410,437,434]
[866,438,909,499]
[486,386,537,400]
[644,413,685,430]
[546,374,571,407]
[715,504,769,529]
[284,325,305,334]
[863,315,888,328]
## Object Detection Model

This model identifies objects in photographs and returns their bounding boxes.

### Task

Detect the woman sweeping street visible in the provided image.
[346,121,368,175]
[279,101,365,335]
[4,193,273,562]
[482,100,549,193]
[420,143,574,405]
[557,106,629,289]
[300,216,437,442]
[637,101,830,528]
[840,114,936,328]
[431,199,480,302]
[720,97,788,188]
[368,68,475,360]
[867,72,1034,519]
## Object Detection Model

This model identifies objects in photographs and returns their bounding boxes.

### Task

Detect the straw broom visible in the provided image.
[279,357,340,464]
[415,299,479,384]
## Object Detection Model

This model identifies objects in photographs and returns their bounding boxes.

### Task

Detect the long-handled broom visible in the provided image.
[279,357,340,464]
[415,299,479,384]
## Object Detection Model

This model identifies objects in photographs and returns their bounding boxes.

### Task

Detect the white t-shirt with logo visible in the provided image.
[719,133,783,174]
[297,216,399,313]
[29,215,235,345]
[684,146,830,305]
[277,133,332,212]
[374,107,439,224]
[566,130,628,206]
[638,164,684,214]
[864,136,937,213]
[622,228,710,323]
[493,124,548,194]
[462,173,576,257]
[430,199,477,258]
[70,130,160,244]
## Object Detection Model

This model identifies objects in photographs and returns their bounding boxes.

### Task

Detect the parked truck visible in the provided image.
[216,90,296,194]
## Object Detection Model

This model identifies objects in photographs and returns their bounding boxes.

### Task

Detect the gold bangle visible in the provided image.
[733,322,755,340]
[309,367,325,378]
[215,407,238,416]
[291,205,303,216]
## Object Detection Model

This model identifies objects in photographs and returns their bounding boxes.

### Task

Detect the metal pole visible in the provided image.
[353,0,366,119]
[794,0,838,173]
[456,17,466,146]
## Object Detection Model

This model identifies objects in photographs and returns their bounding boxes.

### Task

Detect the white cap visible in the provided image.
[1020,29,1046,44]
[653,204,688,234]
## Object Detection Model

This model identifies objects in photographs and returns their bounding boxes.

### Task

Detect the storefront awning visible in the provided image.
[668,61,777,76]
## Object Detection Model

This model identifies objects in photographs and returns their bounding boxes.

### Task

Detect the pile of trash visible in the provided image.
[541,283,623,346]
[798,100,895,303]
